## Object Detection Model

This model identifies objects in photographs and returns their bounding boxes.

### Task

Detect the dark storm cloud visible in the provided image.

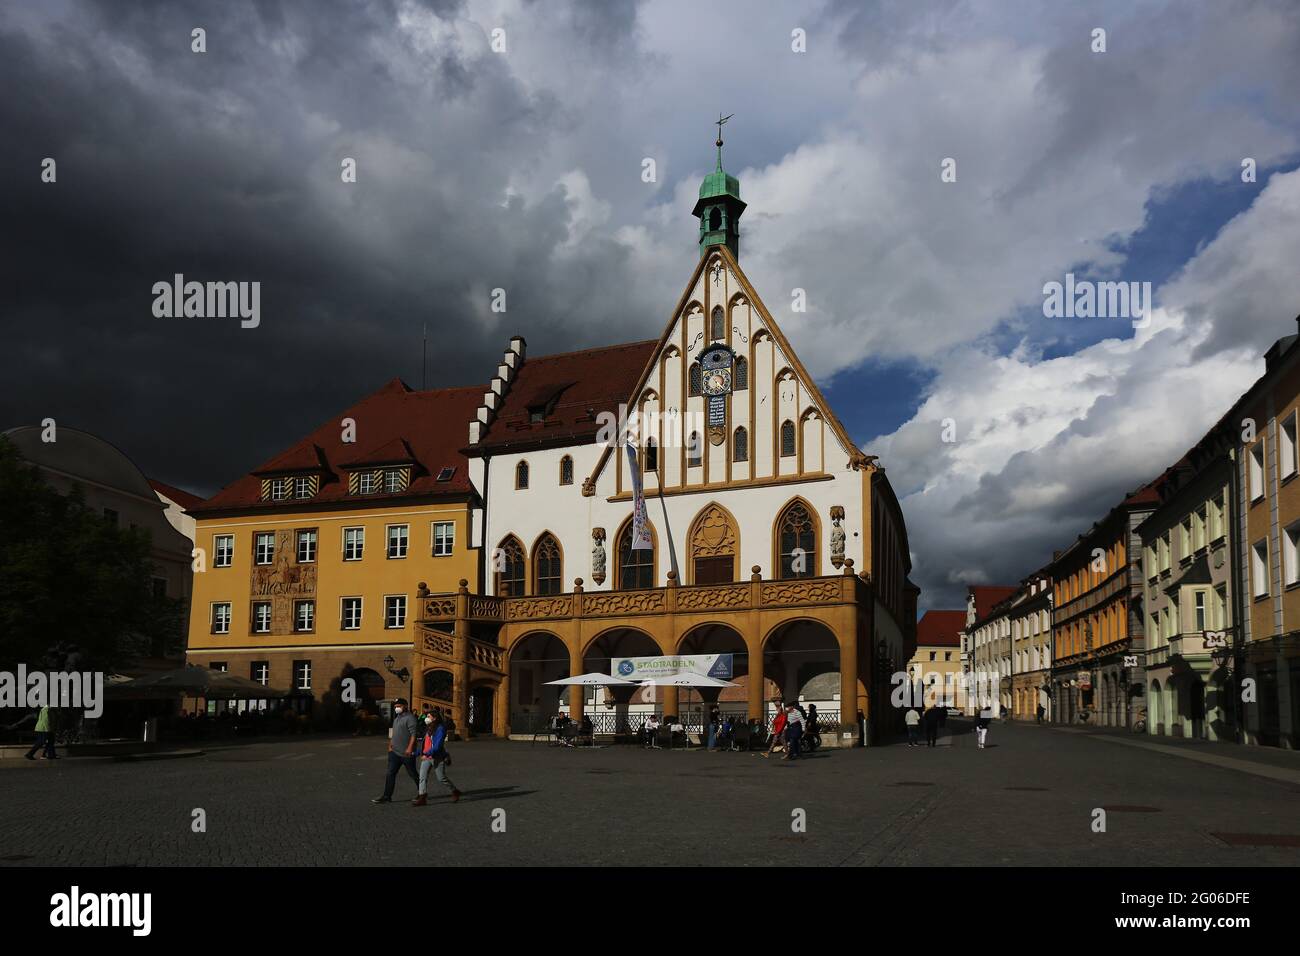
[0,0,646,495]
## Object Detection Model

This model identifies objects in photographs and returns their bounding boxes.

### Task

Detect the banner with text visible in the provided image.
[613,654,733,681]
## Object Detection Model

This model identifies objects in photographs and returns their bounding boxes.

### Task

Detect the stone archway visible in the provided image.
[763,618,841,724]
[583,627,664,734]
[507,631,568,735]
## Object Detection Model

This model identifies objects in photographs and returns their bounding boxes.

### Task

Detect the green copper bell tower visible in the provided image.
[692,113,746,259]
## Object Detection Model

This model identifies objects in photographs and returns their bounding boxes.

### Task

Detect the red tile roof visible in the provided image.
[915,610,966,647]
[473,340,658,453]
[148,479,204,511]
[191,379,484,514]
[968,585,1017,624]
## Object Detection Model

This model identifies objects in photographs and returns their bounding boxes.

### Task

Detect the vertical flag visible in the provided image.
[626,443,652,550]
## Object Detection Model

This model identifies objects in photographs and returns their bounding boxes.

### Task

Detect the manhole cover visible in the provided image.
[1212,832,1300,847]
[890,781,935,787]
[1101,805,1161,813]
[1004,787,1048,791]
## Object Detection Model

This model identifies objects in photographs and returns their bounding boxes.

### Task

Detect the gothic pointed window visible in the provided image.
[734,426,748,463]
[711,306,725,340]
[780,420,796,457]
[618,521,654,590]
[734,356,748,390]
[496,536,526,596]
[533,534,562,596]
[708,207,721,232]
[559,456,573,486]
[516,460,529,489]
[777,501,817,579]
[689,361,702,397]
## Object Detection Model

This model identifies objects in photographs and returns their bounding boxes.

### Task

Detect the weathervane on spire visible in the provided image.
[715,112,733,170]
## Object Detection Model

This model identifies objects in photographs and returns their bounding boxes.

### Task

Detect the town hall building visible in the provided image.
[414,134,919,744]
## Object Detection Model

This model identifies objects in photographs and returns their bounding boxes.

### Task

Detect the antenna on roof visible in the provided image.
[422,322,428,390]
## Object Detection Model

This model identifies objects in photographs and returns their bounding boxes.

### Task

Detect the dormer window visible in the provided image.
[384,468,403,493]
[436,467,455,482]
[359,472,377,495]
[270,478,288,501]
[294,476,314,499]
[529,407,546,424]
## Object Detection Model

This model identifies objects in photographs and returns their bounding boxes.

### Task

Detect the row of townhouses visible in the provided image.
[959,317,1300,749]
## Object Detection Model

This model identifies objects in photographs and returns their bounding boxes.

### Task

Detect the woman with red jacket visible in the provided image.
[759,705,788,759]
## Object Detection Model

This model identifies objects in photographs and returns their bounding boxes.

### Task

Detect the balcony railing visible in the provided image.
[418,563,866,626]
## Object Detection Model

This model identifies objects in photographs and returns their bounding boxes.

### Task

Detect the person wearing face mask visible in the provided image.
[372,697,419,804]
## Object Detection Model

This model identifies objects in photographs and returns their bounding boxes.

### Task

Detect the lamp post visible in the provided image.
[876,639,892,746]
[382,654,411,704]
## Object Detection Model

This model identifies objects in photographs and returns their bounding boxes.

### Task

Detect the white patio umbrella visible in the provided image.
[636,673,737,687]
[543,673,637,686]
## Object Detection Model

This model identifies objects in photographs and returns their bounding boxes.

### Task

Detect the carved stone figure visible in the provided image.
[830,505,846,569]
[591,527,607,585]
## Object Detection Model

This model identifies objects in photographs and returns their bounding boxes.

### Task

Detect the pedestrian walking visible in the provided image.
[707,705,720,751]
[413,712,461,805]
[905,706,920,746]
[976,702,992,749]
[372,698,419,804]
[24,706,58,761]
[783,703,804,760]
[1036,703,1045,724]
[923,704,941,747]
[759,706,787,758]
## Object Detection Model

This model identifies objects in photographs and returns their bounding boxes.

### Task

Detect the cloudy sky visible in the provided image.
[3,0,1299,611]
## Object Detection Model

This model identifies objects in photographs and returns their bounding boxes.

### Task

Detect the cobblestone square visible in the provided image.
[2,721,1298,867]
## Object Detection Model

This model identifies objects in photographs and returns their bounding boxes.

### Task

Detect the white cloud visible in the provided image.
[874,169,1300,609]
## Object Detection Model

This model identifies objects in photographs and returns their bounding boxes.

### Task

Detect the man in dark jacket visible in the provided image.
[372,698,419,804]
[922,704,942,747]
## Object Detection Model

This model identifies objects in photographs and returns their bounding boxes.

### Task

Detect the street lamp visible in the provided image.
[382,655,411,700]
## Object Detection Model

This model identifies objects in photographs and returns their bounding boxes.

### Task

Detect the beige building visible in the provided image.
[908,610,966,709]
[1008,572,1052,720]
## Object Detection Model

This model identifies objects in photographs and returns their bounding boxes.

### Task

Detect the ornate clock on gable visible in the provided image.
[700,343,734,446]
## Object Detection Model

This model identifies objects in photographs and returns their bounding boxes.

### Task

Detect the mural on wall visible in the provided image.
[250,528,317,633]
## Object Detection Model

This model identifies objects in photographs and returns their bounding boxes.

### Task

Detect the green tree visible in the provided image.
[0,435,180,672]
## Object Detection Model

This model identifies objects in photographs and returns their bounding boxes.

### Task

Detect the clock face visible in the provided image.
[703,369,731,396]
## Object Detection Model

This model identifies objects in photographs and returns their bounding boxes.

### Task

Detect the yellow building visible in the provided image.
[908,610,966,710]
[185,379,484,727]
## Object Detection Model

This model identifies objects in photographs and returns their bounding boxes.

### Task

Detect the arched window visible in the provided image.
[734,356,748,390]
[689,362,702,397]
[618,521,654,590]
[711,306,725,340]
[708,207,721,231]
[559,456,573,486]
[515,460,529,489]
[533,534,562,596]
[687,432,702,467]
[777,501,817,579]
[496,537,526,596]
[644,439,658,472]
[780,420,796,457]
[733,426,748,462]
